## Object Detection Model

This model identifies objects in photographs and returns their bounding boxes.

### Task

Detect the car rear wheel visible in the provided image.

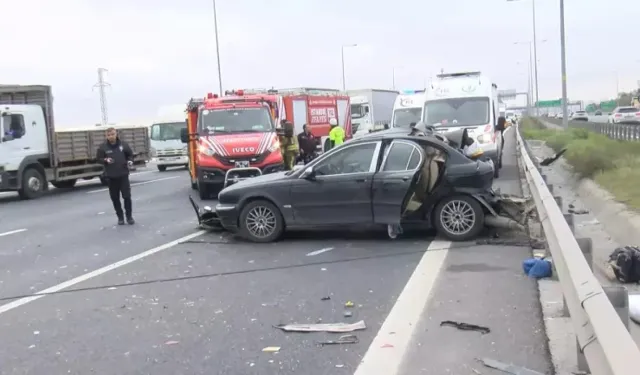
[433,195,484,241]
[239,200,284,243]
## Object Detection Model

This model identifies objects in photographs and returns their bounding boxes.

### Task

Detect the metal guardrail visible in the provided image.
[545,118,640,141]
[515,124,640,374]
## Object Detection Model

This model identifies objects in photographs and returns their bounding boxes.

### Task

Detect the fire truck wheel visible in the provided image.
[239,199,284,243]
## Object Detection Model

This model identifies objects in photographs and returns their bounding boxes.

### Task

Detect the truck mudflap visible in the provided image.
[224,167,262,188]
[189,195,223,231]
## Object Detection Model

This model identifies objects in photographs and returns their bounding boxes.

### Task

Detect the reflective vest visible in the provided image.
[329,126,345,146]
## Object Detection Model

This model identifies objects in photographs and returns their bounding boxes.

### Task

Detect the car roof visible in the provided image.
[352,128,452,149]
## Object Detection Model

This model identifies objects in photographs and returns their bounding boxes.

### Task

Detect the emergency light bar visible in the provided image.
[436,71,482,79]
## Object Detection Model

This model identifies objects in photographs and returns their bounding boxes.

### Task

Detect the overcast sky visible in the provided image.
[2,0,638,127]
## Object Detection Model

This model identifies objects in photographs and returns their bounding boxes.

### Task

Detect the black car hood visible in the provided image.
[222,171,290,191]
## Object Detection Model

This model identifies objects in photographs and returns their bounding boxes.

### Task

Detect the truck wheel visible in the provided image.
[18,168,46,200]
[157,165,167,172]
[51,179,77,189]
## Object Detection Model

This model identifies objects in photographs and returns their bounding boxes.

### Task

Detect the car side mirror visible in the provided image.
[301,167,316,180]
[180,128,189,143]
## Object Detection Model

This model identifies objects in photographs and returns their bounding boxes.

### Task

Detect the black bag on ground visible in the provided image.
[608,246,640,283]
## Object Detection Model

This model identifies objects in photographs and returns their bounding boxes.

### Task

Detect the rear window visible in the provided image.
[618,107,638,113]
[575,111,586,114]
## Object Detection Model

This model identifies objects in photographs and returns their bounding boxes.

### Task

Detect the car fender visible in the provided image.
[237,191,293,225]
[471,194,498,216]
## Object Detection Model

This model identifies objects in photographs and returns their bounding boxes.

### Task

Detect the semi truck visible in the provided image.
[0,85,150,199]
[346,89,398,137]
[181,88,352,199]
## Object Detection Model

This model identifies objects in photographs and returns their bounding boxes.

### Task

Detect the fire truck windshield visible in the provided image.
[198,107,274,134]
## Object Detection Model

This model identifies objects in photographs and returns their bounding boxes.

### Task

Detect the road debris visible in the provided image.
[568,208,589,215]
[476,238,545,249]
[476,358,544,375]
[164,340,180,345]
[274,320,366,333]
[608,246,640,283]
[522,258,552,279]
[440,320,490,334]
[380,343,394,348]
[343,311,353,318]
[317,334,359,346]
[321,296,331,301]
[344,301,354,308]
[262,346,280,353]
[539,148,567,166]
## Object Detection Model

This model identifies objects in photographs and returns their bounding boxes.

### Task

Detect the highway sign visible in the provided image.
[535,99,562,107]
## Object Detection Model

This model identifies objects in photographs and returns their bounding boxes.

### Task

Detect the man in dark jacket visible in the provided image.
[297,124,319,164]
[96,127,135,225]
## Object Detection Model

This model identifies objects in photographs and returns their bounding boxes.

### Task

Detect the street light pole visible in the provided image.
[212,0,223,95]
[392,67,396,90]
[531,0,540,116]
[341,44,357,91]
[560,0,568,127]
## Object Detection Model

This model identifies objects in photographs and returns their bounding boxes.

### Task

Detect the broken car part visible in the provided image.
[317,334,359,346]
[477,357,544,375]
[274,320,366,333]
[440,320,490,334]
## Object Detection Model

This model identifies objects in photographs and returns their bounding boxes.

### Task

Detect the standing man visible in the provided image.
[297,124,319,164]
[279,121,299,170]
[96,127,135,225]
[328,118,345,150]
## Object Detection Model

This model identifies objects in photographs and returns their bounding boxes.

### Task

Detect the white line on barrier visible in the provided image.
[353,240,450,375]
[0,230,206,315]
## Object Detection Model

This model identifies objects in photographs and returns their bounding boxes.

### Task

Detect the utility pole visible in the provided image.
[531,0,540,116]
[92,68,110,127]
[212,0,223,95]
[560,0,569,127]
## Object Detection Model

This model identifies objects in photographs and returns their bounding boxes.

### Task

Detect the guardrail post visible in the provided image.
[563,237,593,316]
[541,174,547,184]
[554,196,562,208]
[563,213,574,232]
[576,286,629,373]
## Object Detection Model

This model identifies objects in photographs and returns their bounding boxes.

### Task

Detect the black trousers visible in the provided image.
[107,175,132,219]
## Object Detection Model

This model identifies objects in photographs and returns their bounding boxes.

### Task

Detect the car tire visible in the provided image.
[157,165,167,172]
[433,195,485,242]
[238,199,284,243]
[18,167,46,200]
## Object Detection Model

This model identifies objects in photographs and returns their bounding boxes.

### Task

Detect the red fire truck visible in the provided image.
[182,89,352,199]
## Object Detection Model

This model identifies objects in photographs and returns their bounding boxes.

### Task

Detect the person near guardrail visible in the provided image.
[497,116,507,153]
[96,127,135,225]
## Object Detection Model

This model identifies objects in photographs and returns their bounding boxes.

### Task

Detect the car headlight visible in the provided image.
[198,144,216,156]
[268,138,280,153]
[182,145,188,155]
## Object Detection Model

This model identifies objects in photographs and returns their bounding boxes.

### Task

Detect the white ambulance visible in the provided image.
[390,90,426,129]
[423,72,504,178]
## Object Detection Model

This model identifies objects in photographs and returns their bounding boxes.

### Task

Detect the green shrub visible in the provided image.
[564,138,616,178]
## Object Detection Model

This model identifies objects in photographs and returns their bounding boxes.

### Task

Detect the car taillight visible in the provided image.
[615,114,622,117]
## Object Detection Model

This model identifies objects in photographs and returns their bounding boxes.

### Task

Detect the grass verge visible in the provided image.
[520,117,640,210]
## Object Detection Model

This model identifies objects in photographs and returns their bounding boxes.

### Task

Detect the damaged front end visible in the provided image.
[189,195,224,231]
[484,191,536,231]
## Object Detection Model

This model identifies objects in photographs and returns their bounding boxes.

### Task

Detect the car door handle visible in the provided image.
[355,178,367,183]
[402,176,410,181]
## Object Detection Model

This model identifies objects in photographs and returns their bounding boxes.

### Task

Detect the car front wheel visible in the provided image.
[433,195,484,241]
[239,200,284,243]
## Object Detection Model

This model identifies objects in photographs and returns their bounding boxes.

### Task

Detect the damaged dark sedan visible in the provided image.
[203,124,532,243]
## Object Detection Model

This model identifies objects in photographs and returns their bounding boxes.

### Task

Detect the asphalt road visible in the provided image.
[0,129,550,375]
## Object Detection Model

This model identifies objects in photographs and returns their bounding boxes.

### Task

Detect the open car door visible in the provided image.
[371,140,426,224]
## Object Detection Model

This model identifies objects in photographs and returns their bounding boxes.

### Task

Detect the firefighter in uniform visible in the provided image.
[280,121,299,170]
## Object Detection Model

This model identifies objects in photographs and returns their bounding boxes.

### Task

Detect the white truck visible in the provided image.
[347,89,398,137]
[150,105,188,172]
[391,91,426,129]
[423,71,504,178]
[0,85,150,199]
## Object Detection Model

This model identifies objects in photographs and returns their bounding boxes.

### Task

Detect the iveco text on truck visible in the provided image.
[347,89,398,137]
[423,72,503,177]
[0,85,150,199]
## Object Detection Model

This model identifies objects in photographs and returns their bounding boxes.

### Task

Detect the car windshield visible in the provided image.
[393,108,422,127]
[150,122,185,141]
[351,104,365,119]
[199,107,274,134]
[424,97,490,127]
[617,107,637,113]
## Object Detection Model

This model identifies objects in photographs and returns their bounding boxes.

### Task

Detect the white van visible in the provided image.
[149,105,189,172]
[423,72,503,177]
[391,91,426,128]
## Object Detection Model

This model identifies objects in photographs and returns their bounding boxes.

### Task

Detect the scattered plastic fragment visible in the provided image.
[568,208,589,215]
[440,320,490,334]
[380,343,394,348]
[262,346,280,353]
[522,258,552,279]
[335,364,344,368]
[321,296,331,301]
[345,301,354,308]
[317,334,359,346]
[477,357,544,375]
[539,148,567,166]
[343,311,353,318]
[274,320,366,333]
[164,340,179,345]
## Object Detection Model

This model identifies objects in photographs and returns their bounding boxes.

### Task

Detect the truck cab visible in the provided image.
[150,116,188,172]
[347,89,398,137]
[182,90,284,199]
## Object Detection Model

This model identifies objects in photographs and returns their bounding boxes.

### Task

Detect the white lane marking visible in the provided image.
[353,239,451,375]
[306,247,334,256]
[0,229,28,237]
[0,230,206,315]
[86,176,180,194]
